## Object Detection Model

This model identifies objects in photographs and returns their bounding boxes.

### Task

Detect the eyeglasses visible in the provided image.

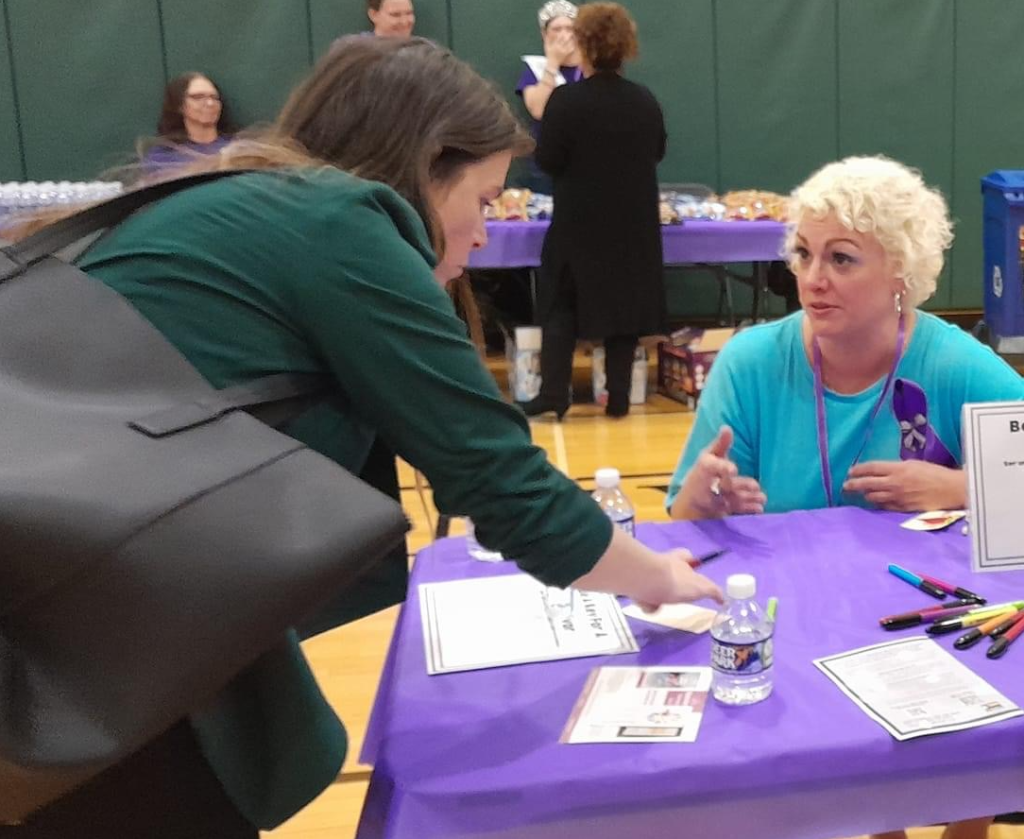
[186,93,221,103]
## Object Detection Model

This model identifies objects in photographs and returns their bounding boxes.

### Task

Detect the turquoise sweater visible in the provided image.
[668,311,1024,512]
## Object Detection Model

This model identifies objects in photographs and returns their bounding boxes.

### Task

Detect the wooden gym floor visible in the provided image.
[264,350,1024,839]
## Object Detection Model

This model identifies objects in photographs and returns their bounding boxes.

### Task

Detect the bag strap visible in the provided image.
[129,373,331,438]
[0,171,330,431]
[0,171,250,280]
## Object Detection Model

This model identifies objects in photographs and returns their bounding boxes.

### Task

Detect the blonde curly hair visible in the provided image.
[784,156,954,307]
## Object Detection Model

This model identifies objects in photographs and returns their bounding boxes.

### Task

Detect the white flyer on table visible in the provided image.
[963,400,1024,571]
[622,601,717,634]
[560,666,713,744]
[419,575,638,675]
[814,636,1022,740]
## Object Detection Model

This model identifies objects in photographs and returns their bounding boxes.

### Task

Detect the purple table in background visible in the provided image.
[468,219,787,323]
[357,507,1024,839]
[468,219,786,268]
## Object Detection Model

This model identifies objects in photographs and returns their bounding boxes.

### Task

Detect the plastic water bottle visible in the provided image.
[710,573,774,705]
[464,518,504,562]
[591,468,635,537]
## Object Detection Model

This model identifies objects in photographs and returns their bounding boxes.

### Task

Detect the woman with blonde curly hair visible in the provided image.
[667,155,1024,522]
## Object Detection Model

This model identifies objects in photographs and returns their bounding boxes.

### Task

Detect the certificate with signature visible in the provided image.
[419,574,638,675]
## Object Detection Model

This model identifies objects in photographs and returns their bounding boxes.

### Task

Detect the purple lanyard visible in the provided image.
[812,314,905,507]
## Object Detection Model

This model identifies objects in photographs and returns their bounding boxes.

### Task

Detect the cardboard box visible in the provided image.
[592,346,648,406]
[657,327,735,409]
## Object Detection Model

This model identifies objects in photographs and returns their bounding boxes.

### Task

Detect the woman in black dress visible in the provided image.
[523,2,666,419]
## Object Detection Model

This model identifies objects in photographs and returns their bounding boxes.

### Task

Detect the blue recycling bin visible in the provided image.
[982,170,1024,352]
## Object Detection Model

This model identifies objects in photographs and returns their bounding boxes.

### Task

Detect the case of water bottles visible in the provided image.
[0,181,123,233]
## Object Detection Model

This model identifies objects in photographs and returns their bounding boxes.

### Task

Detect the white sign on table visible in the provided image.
[963,400,1024,572]
[419,574,638,675]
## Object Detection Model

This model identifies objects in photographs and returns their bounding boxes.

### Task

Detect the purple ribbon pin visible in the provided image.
[892,378,957,468]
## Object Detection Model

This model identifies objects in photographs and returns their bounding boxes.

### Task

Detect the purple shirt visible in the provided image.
[515,58,583,191]
[143,137,231,172]
[515,60,583,137]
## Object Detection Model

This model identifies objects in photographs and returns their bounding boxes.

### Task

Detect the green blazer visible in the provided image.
[79,169,612,828]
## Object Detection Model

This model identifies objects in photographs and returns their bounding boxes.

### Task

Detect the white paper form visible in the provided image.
[560,666,713,744]
[815,636,1022,740]
[622,602,717,634]
[419,574,638,675]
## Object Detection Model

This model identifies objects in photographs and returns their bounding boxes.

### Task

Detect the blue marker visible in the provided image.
[888,564,946,600]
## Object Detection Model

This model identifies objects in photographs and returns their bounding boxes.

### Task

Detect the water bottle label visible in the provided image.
[614,515,635,537]
[710,636,773,675]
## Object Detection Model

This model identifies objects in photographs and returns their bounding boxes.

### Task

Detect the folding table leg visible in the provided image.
[750,261,769,322]
[714,264,736,326]
[435,514,451,539]
[528,268,539,324]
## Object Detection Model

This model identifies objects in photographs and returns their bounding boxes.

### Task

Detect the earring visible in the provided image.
[894,292,903,316]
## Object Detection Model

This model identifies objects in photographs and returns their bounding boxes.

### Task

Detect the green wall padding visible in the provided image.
[836,0,955,307]
[6,0,164,180]
[0,2,24,180]
[2,0,1023,313]
[625,0,717,188]
[951,1,1024,310]
[716,0,838,195]
[161,0,313,131]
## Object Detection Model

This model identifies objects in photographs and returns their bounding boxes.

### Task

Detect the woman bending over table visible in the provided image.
[8,36,722,839]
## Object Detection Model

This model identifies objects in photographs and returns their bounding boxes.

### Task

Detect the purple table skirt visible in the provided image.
[467,219,787,269]
[357,508,1024,839]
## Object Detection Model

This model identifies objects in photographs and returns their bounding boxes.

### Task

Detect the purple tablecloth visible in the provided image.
[357,508,1024,839]
[468,219,787,269]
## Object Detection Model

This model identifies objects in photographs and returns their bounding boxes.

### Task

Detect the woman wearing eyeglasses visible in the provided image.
[142,73,236,171]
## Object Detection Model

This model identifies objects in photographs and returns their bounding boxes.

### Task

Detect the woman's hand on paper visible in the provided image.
[633,549,724,613]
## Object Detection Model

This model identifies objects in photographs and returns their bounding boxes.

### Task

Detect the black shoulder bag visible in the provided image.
[0,172,409,823]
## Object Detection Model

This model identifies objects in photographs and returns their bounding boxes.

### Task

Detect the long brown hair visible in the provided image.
[156,72,236,143]
[275,36,532,254]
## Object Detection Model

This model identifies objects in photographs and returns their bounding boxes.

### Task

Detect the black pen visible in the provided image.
[687,549,728,568]
[988,612,1024,659]
[953,610,1018,649]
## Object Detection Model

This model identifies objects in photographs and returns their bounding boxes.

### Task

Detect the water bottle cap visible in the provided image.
[594,467,621,488]
[725,573,756,600]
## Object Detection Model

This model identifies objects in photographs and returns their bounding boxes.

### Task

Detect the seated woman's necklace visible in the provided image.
[812,314,905,506]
